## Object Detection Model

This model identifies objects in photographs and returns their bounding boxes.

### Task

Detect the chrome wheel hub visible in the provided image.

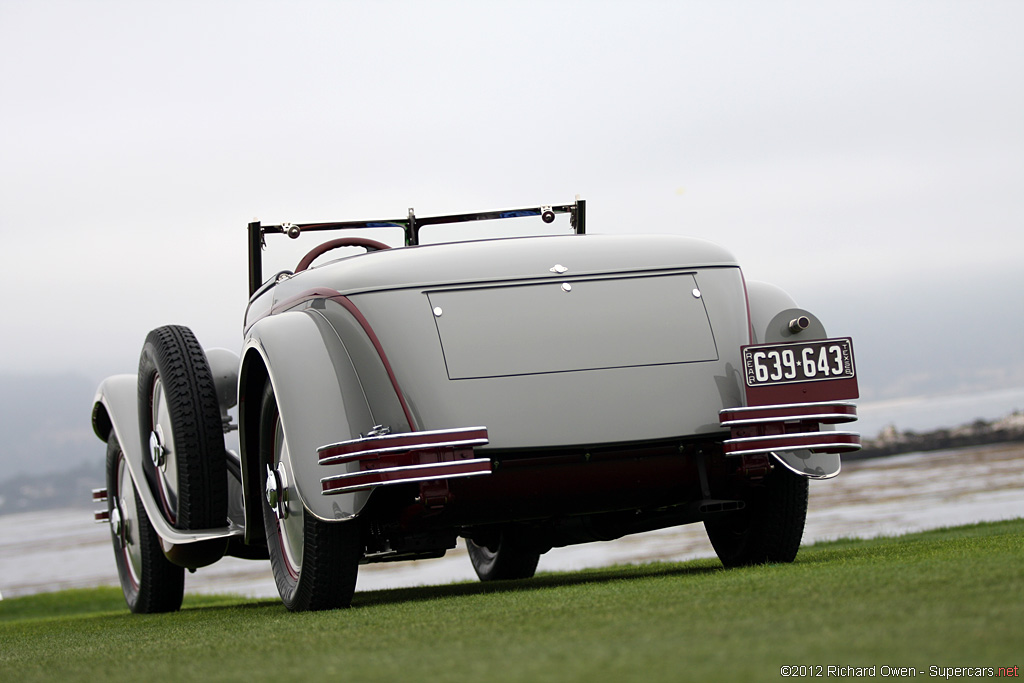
[149,429,167,469]
[115,456,143,587]
[269,416,303,575]
[149,376,179,521]
[266,464,289,520]
[109,499,125,546]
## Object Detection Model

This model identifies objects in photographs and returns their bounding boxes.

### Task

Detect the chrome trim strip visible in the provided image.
[320,458,493,495]
[723,430,862,456]
[321,457,492,484]
[721,412,858,427]
[726,444,862,457]
[724,430,861,445]
[719,401,858,416]
[322,468,492,495]
[319,437,489,466]
[319,426,488,453]
[318,426,489,465]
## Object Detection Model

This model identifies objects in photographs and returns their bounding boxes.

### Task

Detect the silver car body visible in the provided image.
[91,199,860,608]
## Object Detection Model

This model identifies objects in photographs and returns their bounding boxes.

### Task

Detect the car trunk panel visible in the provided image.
[427,273,718,379]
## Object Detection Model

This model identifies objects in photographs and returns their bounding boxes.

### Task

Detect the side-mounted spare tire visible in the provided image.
[138,325,228,530]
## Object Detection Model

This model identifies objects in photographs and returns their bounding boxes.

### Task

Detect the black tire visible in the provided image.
[704,466,809,567]
[259,382,362,611]
[106,431,185,613]
[466,529,541,581]
[137,325,228,530]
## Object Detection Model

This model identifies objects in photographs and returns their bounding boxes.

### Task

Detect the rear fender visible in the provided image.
[239,305,412,527]
[745,280,827,344]
[742,280,842,479]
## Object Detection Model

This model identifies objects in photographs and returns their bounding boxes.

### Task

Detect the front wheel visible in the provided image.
[106,431,185,613]
[704,466,809,567]
[259,382,362,611]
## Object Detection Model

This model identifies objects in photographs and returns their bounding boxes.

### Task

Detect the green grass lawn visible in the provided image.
[2,519,1021,682]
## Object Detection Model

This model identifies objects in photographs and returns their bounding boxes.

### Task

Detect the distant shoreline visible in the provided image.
[854,410,1024,459]
[3,412,1023,516]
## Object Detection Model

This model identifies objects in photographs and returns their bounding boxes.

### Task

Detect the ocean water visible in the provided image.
[856,386,1024,438]
[2,442,1022,602]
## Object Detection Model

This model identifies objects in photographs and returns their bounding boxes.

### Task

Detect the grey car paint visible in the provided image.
[237,232,833,522]
[94,229,844,536]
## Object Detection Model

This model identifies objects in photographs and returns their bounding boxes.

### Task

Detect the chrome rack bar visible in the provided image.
[248,197,586,295]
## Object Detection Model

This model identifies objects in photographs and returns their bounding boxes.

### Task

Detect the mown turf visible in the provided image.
[1,520,1021,682]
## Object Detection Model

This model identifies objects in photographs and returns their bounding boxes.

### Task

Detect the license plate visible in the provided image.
[742,337,856,388]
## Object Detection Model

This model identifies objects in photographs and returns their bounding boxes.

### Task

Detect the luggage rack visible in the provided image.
[247,197,586,295]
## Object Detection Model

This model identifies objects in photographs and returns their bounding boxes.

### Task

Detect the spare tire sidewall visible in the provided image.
[137,325,228,531]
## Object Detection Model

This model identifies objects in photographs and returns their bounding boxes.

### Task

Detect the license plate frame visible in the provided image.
[740,337,859,406]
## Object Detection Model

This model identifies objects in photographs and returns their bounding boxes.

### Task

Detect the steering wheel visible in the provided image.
[295,237,391,273]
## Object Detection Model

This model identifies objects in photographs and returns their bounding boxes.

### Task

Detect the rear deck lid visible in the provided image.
[428,272,718,379]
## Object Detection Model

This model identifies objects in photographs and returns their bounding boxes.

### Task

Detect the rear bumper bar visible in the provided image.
[318,427,492,496]
[93,487,109,523]
[719,401,861,457]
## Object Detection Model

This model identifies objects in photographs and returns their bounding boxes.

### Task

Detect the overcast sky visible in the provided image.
[2,1,1022,405]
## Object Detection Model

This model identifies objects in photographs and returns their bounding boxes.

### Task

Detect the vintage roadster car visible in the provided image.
[91,198,860,613]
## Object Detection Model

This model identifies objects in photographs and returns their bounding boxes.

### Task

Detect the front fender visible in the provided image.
[240,304,412,525]
[91,375,242,544]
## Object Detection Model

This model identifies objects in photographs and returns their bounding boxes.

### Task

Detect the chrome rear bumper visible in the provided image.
[318,427,492,496]
[720,401,861,457]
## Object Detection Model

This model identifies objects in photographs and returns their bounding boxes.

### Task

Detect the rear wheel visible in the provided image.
[704,466,809,567]
[106,431,184,613]
[260,382,362,611]
[466,529,542,581]
[137,325,228,530]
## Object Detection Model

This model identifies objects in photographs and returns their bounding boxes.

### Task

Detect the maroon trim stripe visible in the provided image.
[321,459,492,494]
[723,431,862,455]
[270,287,344,316]
[327,294,417,431]
[720,402,857,426]
[739,269,754,346]
[256,287,418,431]
[319,427,489,464]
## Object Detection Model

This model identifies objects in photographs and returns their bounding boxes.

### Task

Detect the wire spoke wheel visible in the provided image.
[259,381,362,611]
[268,419,304,579]
[149,376,181,523]
[106,431,184,613]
